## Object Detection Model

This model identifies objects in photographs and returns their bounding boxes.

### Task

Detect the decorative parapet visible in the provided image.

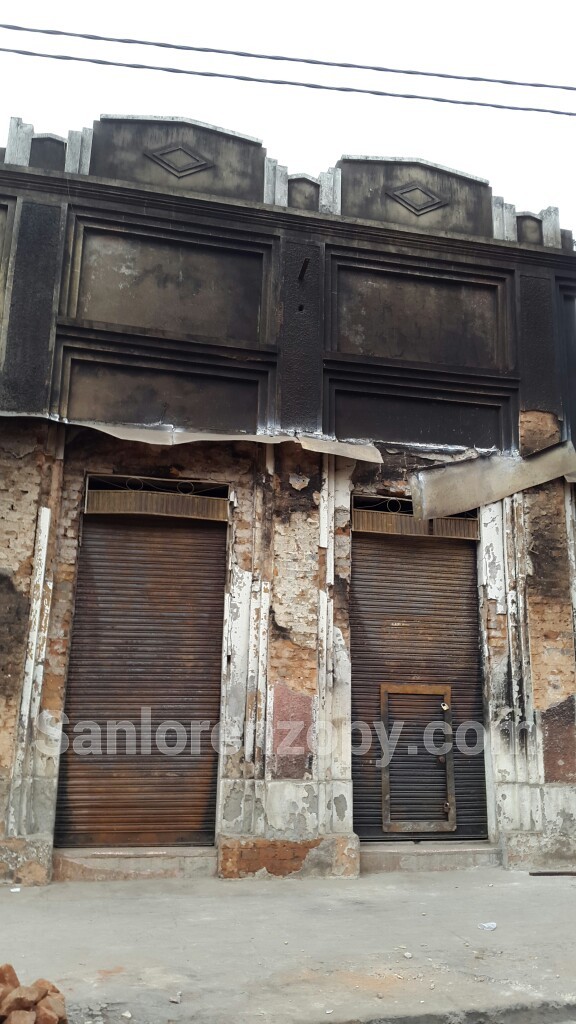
[3,114,571,245]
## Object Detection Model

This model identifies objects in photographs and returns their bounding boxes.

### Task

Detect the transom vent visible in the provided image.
[84,475,229,521]
[352,495,479,541]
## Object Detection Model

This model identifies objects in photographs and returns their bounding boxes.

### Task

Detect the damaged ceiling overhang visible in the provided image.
[71,420,383,464]
[409,441,576,519]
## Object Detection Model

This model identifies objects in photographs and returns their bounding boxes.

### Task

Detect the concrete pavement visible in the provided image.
[1,868,575,1024]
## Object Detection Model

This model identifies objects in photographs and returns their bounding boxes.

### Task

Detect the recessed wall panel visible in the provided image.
[334,390,503,449]
[66,361,260,433]
[75,230,264,347]
[337,266,502,369]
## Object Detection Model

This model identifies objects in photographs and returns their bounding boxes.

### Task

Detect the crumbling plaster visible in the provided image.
[2,423,576,878]
[0,423,57,833]
[1,430,361,876]
[219,444,357,854]
[335,445,576,864]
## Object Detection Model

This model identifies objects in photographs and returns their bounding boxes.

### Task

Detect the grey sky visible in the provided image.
[1,0,575,231]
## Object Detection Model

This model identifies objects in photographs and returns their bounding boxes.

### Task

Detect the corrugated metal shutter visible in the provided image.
[351,533,488,841]
[55,515,227,847]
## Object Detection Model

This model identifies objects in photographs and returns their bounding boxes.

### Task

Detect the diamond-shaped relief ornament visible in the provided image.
[144,143,213,178]
[386,181,448,216]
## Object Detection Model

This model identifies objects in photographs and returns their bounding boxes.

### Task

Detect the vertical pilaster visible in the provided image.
[64,127,93,174]
[4,117,33,166]
[540,207,561,248]
[524,480,576,782]
[218,443,359,876]
[319,167,342,214]
[0,200,66,415]
[492,196,517,241]
[264,158,288,206]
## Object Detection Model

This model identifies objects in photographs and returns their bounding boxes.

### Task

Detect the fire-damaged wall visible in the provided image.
[0,428,360,882]
[0,421,63,883]
[0,425,45,827]
[1,113,576,881]
[3,428,575,881]
[340,450,576,870]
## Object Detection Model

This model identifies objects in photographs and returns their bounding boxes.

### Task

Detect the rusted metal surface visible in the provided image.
[85,489,228,521]
[352,508,478,541]
[350,533,487,842]
[380,684,456,832]
[55,515,227,847]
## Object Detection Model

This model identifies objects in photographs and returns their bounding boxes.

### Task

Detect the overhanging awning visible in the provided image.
[70,420,383,464]
[409,441,576,519]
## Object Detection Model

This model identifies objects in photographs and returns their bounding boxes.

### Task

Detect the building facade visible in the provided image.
[0,114,575,883]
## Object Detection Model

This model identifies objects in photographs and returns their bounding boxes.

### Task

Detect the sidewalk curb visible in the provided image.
[355,1000,576,1024]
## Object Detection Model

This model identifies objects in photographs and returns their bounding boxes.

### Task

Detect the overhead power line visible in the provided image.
[1,45,576,118]
[0,21,575,95]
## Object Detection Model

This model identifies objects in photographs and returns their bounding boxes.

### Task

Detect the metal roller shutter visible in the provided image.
[55,515,227,847]
[351,532,488,841]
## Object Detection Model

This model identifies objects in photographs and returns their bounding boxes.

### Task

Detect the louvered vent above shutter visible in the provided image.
[84,475,229,522]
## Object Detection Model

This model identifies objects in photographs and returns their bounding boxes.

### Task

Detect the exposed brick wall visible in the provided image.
[219,834,360,877]
[0,421,51,834]
[6,420,576,867]
[525,482,576,710]
[519,410,562,457]
[483,600,509,661]
[524,481,576,783]
[542,696,576,782]
[219,836,321,877]
[267,444,321,779]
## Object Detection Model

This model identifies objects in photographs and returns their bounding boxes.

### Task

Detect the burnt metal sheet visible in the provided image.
[55,515,227,847]
[70,419,383,463]
[350,533,487,842]
[410,441,576,519]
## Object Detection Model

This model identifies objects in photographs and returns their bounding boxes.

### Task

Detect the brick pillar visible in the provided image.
[218,444,359,877]
[524,481,576,784]
[0,420,62,885]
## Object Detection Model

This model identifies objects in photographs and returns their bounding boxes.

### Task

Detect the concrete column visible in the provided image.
[64,127,93,174]
[540,206,561,248]
[492,196,517,241]
[319,167,342,215]
[263,157,288,206]
[4,117,33,166]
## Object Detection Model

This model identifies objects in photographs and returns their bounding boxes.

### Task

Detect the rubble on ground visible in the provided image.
[0,965,66,1024]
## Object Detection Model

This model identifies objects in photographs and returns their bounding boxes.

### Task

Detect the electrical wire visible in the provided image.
[0,21,575,95]
[1,44,576,117]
